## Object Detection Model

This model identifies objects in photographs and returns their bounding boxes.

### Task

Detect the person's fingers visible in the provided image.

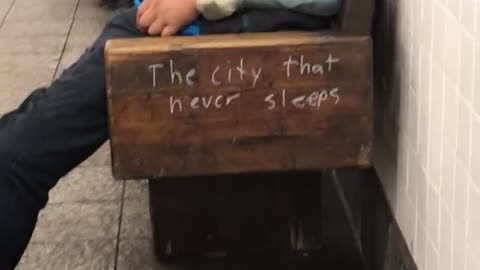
[136,13,146,32]
[138,8,156,30]
[161,25,179,37]
[137,0,152,18]
[148,19,166,35]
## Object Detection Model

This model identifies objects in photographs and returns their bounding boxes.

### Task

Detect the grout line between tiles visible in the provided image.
[51,0,81,82]
[0,0,15,29]
[114,180,127,270]
[46,198,123,205]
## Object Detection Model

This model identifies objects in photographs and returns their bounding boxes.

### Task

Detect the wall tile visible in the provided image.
[419,49,432,170]
[396,132,410,211]
[421,0,434,50]
[426,185,440,250]
[459,30,475,101]
[467,247,480,270]
[447,0,462,19]
[466,246,480,270]
[454,163,469,225]
[398,0,413,48]
[467,184,480,256]
[428,64,444,189]
[439,206,453,270]
[407,89,420,156]
[461,0,476,33]
[398,198,417,254]
[443,13,461,87]
[412,0,425,48]
[474,43,480,115]
[477,0,480,34]
[441,145,456,212]
[399,70,411,133]
[415,225,427,270]
[432,2,446,63]
[375,0,478,268]
[412,41,422,95]
[472,116,480,187]
[452,219,467,270]
[408,151,419,201]
[416,164,428,226]
[426,240,439,270]
[456,101,473,169]
[443,78,459,147]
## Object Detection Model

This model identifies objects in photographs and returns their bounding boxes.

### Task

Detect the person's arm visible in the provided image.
[197,0,342,20]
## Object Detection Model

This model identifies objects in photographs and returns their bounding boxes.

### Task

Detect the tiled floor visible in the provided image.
[0,0,165,268]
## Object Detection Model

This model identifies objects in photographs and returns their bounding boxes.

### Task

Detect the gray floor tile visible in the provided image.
[0,92,26,115]
[0,36,66,54]
[7,0,77,21]
[0,86,49,115]
[121,196,153,239]
[125,179,149,200]
[53,16,108,78]
[30,202,121,243]
[0,53,60,74]
[0,53,58,114]
[49,166,121,204]
[67,33,102,50]
[17,240,116,270]
[70,16,109,38]
[0,19,71,37]
[0,68,54,94]
[0,0,14,23]
[117,239,164,270]
[76,0,112,20]
[0,92,15,114]
[65,16,109,49]
[53,46,86,78]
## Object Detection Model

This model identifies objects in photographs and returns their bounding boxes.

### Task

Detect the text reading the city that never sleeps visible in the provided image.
[147,54,341,115]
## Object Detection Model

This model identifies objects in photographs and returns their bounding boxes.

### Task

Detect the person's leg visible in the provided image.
[0,8,143,269]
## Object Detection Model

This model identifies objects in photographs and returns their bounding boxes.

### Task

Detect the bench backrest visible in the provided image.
[335,0,375,35]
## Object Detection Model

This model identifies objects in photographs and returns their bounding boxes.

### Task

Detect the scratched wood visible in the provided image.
[105,32,373,179]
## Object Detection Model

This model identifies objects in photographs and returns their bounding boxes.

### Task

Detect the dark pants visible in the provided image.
[0,8,143,269]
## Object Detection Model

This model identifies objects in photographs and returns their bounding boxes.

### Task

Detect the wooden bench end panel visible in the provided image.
[106,33,373,180]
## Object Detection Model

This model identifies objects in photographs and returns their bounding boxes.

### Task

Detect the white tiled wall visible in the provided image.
[374,0,480,269]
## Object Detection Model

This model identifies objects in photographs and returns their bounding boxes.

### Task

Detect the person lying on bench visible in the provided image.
[0,0,341,268]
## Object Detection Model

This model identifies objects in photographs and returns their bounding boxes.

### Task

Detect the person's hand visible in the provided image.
[137,0,198,36]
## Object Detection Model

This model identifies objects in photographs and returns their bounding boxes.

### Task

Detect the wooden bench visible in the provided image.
[105,0,375,262]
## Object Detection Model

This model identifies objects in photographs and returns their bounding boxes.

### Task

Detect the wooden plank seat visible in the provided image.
[105,0,375,262]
